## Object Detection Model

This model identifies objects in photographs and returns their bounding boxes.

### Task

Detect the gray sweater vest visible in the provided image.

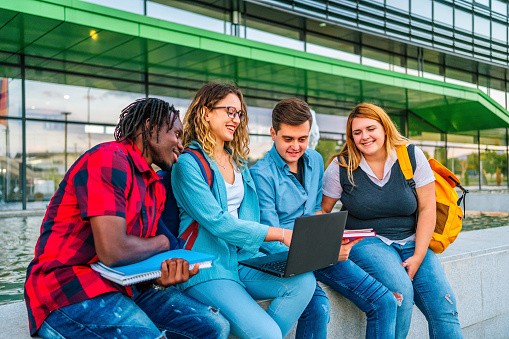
[339,145,417,240]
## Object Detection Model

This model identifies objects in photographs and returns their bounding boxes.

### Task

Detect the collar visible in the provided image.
[119,140,159,183]
[359,148,398,181]
[268,144,309,172]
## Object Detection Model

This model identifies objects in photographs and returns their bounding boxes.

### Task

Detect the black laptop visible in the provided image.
[239,211,348,278]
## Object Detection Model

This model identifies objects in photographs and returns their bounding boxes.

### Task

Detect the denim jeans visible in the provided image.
[315,259,398,338]
[296,283,330,339]
[38,287,230,339]
[185,266,316,339]
[349,237,462,339]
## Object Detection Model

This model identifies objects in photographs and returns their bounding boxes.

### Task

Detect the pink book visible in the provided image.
[343,229,376,240]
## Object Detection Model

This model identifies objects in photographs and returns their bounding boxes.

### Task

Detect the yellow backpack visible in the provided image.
[396,145,468,253]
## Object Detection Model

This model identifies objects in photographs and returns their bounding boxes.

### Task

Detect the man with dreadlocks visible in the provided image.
[24,98,230,338]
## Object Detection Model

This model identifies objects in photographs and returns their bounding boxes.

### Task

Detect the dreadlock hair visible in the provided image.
[114,98,180,155]
[183,82,250,168]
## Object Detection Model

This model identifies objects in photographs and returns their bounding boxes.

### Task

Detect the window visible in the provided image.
[434,2,453,26]
[492,21,507,43]
[387,0,409,12]
[474,15,490,37]
[81,0,144,14]
[492,0,507,15]
[411,0,432,19]
[455,9,472,32]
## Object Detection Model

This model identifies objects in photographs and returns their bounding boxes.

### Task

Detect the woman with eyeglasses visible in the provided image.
[170,82,316,339]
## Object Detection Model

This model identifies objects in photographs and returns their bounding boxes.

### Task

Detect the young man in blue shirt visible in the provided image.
[251,98,398,338]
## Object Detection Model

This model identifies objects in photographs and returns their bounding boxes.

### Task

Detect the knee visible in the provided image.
[241,320,282,339]
[393,284,414,311]
[287,273,316,299]
[376,289,399,314]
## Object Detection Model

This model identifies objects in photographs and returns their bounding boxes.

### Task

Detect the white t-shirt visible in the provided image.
[322,145,435,245]
[225,167,244,218]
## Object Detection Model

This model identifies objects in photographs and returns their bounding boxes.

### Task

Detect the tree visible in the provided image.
[481,150,507,186]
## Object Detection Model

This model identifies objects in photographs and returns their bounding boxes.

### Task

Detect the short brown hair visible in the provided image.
[272,98,313,132]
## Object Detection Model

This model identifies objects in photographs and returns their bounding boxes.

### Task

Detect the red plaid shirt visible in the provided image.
[24,140,166,335]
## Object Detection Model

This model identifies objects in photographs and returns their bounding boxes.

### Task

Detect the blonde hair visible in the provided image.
[183,82,250,167]
[329,103,408,185]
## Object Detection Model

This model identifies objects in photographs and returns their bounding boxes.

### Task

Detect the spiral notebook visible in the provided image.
[91,249,215,286]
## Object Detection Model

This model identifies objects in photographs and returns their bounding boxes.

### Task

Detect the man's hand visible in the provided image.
[155,258,199,286]
[338,238,362,261]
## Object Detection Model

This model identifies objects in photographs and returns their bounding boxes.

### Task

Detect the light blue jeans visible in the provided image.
[349,237,463,339]
[314,260,398,338]
[38,287,230,339]
[185,266,316,339]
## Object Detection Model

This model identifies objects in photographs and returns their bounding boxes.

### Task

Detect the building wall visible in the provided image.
[0,0,508,209]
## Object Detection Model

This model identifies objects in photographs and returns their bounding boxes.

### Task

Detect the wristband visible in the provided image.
[151,283,168,291]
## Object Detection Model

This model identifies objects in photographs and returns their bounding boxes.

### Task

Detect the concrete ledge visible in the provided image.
[3,226,509,338]
[465,191,509,212]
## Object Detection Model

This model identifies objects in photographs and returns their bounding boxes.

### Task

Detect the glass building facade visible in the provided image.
[0,0,508,210]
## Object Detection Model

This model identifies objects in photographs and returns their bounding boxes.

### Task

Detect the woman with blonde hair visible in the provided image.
[170,82,317,339]
[322,103,462,338]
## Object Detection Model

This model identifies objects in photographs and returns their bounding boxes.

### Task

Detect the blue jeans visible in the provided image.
[185,266,316,339]
[315,259,398,338]
[296,283,330,339]
[38,287,230,339]
[349,237,462,339]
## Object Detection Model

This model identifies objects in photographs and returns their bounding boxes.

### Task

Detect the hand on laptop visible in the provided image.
[282,229,293,247]
[338,238,362,261]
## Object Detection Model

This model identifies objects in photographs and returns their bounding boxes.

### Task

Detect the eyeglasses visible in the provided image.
[211,106,245,121]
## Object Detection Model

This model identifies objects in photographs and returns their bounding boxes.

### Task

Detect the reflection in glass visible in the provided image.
[0,119,22,209]
[455,9,472,32]
[3,78,22,118]
[24,120,115,206]
[147,2,227,34]
[474,15,490,37]
[492,21,507,43]
[410,0,432,18]
[25,80,144,125]
[246,28,304,51]
[447,145,479,188]
[474,0,490,7]
[387,0,408,12]
[80,0,144,14]
[434,2,453,26]
[492,0,507,16]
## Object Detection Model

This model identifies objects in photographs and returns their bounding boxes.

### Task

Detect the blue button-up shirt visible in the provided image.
[251,145,324,254]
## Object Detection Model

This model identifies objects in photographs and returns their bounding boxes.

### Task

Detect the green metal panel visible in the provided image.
[0,0,508,133]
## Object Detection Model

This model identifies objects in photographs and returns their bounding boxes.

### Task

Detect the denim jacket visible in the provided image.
[251,145,324,254]
[171,140,269,290]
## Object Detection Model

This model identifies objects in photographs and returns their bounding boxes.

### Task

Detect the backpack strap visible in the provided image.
[396,144,419,224]
[182,148,214,187]
[396,144,416,189]
[179,148,214,250]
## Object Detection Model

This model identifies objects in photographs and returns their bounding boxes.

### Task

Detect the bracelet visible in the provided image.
[151,283,168,291]
[281,228,285,244]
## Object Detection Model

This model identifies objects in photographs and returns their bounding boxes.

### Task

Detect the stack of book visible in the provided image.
[343,228,376,241]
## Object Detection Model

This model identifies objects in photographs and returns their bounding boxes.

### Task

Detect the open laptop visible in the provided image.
[239,211,348,278]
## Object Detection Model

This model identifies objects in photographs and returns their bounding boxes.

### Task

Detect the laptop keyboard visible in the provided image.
[260,260,287,273]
